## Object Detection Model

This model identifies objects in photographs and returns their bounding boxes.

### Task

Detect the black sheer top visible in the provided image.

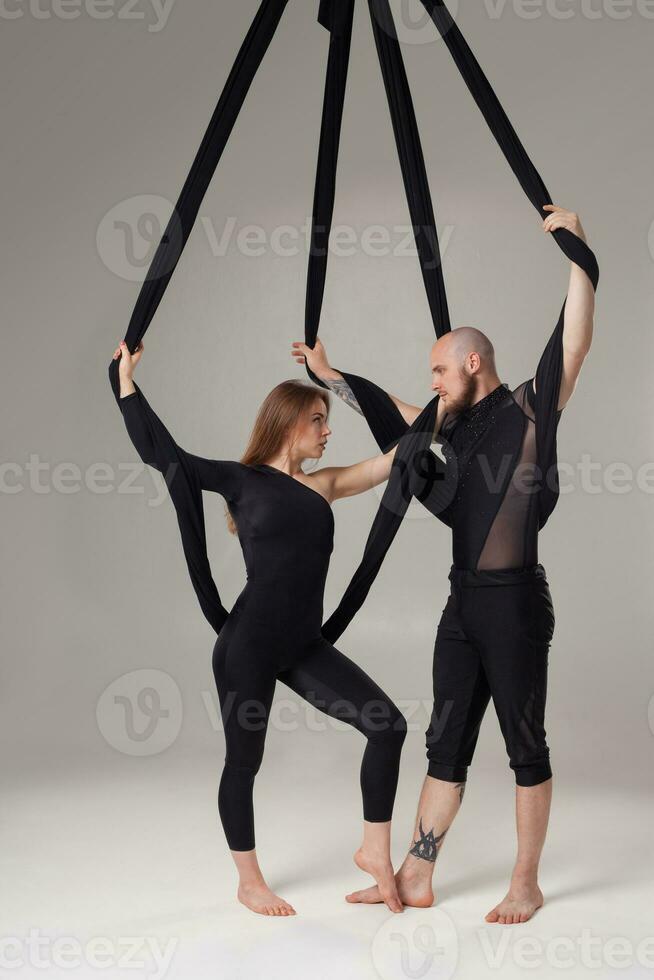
[436,378,562,570]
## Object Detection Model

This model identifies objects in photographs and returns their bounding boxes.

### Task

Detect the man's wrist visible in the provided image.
[318,367,343,383]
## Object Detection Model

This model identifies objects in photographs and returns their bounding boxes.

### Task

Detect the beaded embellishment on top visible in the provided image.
[443,383,510,460]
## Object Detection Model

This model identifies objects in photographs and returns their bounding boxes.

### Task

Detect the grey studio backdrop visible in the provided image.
[2,0,653,943]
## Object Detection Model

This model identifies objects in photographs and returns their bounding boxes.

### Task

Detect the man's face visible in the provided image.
[430,339,477,414]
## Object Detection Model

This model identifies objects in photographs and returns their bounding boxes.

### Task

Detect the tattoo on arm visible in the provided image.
[454,782,466,805]
[409,818,447,863]
[325,378,363,416]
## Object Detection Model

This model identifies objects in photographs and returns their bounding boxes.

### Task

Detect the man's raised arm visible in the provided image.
[291,337,423,427]
[537,205,595,410]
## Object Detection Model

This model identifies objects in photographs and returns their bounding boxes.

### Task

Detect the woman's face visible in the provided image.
[289,396,332,460]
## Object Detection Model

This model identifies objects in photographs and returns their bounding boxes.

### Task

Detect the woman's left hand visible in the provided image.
[113,340,144,383]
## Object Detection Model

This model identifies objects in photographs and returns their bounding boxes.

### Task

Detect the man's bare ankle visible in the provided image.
[401,857,433,880]
[511,866,540,883]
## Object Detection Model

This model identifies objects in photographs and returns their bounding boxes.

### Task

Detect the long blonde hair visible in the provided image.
[226,380,331,535]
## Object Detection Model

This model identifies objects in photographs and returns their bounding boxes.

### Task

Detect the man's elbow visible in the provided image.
[563,322,594,361]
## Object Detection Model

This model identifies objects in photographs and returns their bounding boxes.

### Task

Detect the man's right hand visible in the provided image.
[292,335,424,429]
[113,340,144,396]
[291,338,341,382]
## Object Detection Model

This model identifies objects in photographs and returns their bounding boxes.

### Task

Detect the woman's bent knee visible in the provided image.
[365,708,407,746]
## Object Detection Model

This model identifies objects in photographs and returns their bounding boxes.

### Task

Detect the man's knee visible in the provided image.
[511,755,552,786]
[425,714,477,782]
[427,760,469,782]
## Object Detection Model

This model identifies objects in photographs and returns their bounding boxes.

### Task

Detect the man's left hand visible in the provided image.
[542,204,586,242]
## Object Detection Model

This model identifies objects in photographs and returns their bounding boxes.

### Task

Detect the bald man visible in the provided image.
[291,205,595,923]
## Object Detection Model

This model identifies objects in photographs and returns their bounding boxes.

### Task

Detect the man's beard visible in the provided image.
[443,370,477,415]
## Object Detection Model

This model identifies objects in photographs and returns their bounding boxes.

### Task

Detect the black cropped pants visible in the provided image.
[426,564,555,787]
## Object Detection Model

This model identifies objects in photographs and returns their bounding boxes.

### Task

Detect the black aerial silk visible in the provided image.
[109,0,599,642]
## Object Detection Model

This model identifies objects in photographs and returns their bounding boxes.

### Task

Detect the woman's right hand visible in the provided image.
[113,340,144,396]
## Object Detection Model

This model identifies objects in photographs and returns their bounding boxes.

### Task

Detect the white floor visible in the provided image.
[4,745,653,980]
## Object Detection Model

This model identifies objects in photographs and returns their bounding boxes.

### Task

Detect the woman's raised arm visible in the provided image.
[113,340,244,501]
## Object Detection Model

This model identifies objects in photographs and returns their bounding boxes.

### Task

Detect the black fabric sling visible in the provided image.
[309,0,599,642]
[109,0,598,641]
[109,0,291,634]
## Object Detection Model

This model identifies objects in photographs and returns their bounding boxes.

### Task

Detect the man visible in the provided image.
[291,205,595,923]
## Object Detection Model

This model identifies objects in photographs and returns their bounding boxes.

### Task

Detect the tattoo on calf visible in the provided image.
[325,379,363,416]
[409,818,447,863]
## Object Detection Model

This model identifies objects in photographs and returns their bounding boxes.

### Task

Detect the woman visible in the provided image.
[112,339,406,917]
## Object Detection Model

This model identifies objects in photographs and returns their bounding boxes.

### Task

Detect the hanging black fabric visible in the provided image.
[109,0,361,635]
[305,0,453,452]
[305,0,454,644]
[305,0,355,364]
[309,0,598,643]
[109,0,292,634]
[109,0,598,643]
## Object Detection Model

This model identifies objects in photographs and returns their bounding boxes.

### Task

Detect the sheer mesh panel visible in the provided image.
[477,380,538,570]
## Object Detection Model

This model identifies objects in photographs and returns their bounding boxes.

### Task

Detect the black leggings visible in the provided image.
[212,627,407,852]
[426,564,555,787]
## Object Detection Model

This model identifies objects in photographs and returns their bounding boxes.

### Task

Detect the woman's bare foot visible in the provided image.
[347,861,434,909]
[232,849,296,916]
[237,881,296,916]
[353,847,403,913]
[485,875,543,924]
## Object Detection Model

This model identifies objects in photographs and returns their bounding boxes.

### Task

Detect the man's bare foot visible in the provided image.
[353,847,403,913]
[485,876,543,924]
[237,881,297,916]
[347,862,434,909]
